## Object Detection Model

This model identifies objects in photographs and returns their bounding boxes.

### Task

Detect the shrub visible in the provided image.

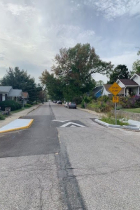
[0,100,22,111]
[24,104,32,108]
[81,100,85,108]
[28,101,33,105]
[73,97,82,105]
[0,114,5,120]
[119,96,140,109]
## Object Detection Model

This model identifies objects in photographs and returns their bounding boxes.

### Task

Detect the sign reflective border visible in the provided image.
[112,96,119,103]
[109,82,122,96]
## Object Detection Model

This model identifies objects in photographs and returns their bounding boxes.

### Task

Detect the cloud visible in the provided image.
[102,51,139,70]
[83,0,140,20]
[0,0,139,84]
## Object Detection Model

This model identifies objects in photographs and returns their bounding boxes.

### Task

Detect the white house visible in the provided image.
[116,79,139,96]
[0,86,28,102]
[101,73,140,97]
[102,84,124,96]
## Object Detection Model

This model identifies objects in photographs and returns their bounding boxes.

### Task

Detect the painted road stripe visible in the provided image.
[52,120,69,123]
[60,122,85,128]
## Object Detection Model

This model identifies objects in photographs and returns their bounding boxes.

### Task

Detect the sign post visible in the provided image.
[108,83,122,125]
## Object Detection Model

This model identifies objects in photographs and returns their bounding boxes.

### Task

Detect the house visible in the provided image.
[0,86,12,101]
[100,73,140,97]
[0,86,29,103]
[102,84,124,96]
[93,86,103,98]
[22,92,29,105]
[116,79,139,96]
[8,89,22,101]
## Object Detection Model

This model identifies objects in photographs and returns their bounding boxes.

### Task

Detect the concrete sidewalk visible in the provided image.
[0,104,40,132]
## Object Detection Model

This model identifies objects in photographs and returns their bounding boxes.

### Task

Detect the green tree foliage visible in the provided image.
[51,43,113,100]
[131,51,140,75]
[107,64,130,84]
[96,80,104,86]
[1,67,37,101]
[39,70,63,100]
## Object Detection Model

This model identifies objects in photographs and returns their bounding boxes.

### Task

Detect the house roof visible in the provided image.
[8,89,22,97]
[103,84,112,91]
[93,86,103,94]
[22,92,29,98]
[118,79,138,86]
[104,84,124,95]
[0,86,12,93]
[130,73,140,80]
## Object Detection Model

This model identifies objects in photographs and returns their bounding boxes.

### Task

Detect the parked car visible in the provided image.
[57,100,62,104]
[67,102,77,109]
[53,100,57,103]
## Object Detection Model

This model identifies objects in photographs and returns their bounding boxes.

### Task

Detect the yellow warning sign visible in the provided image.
[109,83,122,96]
[112,96,119,103]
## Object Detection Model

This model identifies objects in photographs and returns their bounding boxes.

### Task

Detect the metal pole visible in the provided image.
[115,102,117,125]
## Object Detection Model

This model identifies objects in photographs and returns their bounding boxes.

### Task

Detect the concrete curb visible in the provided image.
[94,119,140,131]
[0,119,34,134]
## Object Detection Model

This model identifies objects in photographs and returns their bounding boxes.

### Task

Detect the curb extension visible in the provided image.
[95,119,140,131]
[0,119,34,134]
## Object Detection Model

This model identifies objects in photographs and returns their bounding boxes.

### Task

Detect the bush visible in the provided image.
[28,101,33,105]
[73,97,82,105]
[0,114,5,120]
[24,104,32,108]
[81,100,85,108]
[119,96,140,109]
[0,100,22,111]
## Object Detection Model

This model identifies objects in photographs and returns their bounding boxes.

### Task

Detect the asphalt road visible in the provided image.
[0,102,140,209]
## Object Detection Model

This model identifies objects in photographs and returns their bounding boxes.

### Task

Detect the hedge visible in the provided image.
[0,100,22,111]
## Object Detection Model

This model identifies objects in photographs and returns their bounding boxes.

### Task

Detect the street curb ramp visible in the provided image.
[0,119,34,134]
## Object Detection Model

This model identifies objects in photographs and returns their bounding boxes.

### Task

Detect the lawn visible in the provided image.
[122,108,140,113]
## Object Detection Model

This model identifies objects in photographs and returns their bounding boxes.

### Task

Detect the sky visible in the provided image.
[0,0,140,83]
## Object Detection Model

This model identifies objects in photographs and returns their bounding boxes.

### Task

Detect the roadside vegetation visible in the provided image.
[10,104,32,114]
[81,95,140,113]
[101,116,129,125]
[0,114,5,120]
[0,100,22,111]
[122,108,140,113]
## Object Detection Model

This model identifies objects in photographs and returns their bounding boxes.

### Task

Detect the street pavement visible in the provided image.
[0,102,140,209]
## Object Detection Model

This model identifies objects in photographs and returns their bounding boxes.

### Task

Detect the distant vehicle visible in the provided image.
[53,100,57,103]
[57,100,62,104]
[65,102,69,107]
[67,102,77,109]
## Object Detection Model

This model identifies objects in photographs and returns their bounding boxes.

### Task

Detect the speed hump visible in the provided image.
[112,96,119,103]
[109,83,122,96]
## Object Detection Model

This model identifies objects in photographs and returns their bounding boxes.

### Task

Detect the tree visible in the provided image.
[96,80,104,86]
[51,43,113,100]
[39,70,63,100]
[1,67,37,102]
[107,64,130,84]
[131,51,140,75]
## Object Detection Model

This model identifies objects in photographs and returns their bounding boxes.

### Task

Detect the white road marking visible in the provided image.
[60,122,85,128]
[52,120,69,123]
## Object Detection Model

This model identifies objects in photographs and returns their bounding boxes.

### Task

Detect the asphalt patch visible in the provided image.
[0,115,60,158]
